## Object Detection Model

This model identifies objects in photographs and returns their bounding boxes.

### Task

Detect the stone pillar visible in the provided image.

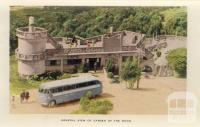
[29,16,35,32]
[101,56,105,67]
[119,34,123,51]
[118,54,122,73]
[60,58,63,73]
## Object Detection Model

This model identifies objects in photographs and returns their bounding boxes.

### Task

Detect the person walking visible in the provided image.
[94,62,97,73]
[20,90,25,103]
[25,91,30,103]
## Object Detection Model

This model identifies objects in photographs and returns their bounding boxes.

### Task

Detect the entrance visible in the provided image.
[142,65,153,73]
[85,58,101,70]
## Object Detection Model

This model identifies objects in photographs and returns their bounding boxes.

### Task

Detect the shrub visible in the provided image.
[107,72,114,79]
[111,77,120,84]
[120,58,141,89]
[105,59,115,73]
[156,51,162,57]
[72,92,113,114]
[167,48,187,77]
[42,71,62,80]
[79,63,89,73]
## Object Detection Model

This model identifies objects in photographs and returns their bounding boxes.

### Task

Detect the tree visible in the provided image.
[167,48,187,77]
[105,58,115,73]
[10,7,187,54]
[156,50,162,57]
[120,58,141,89]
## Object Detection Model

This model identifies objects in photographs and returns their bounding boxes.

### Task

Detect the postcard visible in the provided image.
[0,0,200,127]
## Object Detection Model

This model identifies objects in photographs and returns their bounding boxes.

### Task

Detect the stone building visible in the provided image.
[15,17,150,78]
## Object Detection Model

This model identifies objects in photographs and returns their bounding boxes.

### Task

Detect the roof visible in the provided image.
[40,75,98,89]
[46,30,145,49]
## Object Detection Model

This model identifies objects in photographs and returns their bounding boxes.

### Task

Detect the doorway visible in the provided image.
[85,58,101,70]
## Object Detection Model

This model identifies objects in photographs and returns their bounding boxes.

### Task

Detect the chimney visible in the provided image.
[29,16,35,32]
[109,26,113,34]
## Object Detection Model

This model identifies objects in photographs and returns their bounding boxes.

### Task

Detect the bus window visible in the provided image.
[68,85,75,90]
[58,87,63,92]
[50,88,58,93]
[88,81,97,86]
[77,82,88,88]
[63,86,70,91]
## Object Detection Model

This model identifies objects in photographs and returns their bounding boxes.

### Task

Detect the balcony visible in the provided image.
[15,49,45,61]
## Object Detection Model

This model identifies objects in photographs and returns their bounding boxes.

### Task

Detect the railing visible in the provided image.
[122,46,136,51]
[62,47,103,54]
[16,27,48,39]
[15,49,45,61]
[47,34,63,49]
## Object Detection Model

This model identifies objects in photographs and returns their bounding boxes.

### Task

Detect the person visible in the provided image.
[20,90,25,103]
[25,91,30,103]
[94,62,97,73]
[11,95,15,108]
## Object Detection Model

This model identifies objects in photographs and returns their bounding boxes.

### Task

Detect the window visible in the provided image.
[58,87,63,92]
[63,59,68,65]
[50,88,58,93]
[68,85,76,90]
[46,60,61,66]
[77,82,88,88]
[67,59,82,65]
[63,86,70,91]
[45,60,50,66]
[88,81,97,86]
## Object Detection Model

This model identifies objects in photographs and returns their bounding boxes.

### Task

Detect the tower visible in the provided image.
[15,16,47,78]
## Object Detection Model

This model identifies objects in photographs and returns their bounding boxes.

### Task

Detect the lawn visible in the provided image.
[10,55,47,95]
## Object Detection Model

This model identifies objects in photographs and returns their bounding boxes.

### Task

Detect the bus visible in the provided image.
[38,75,103,107]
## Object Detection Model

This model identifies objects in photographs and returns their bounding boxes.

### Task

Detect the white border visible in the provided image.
[1,0,200,127]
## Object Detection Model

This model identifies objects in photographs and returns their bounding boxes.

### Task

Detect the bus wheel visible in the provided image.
[48,100,56,107]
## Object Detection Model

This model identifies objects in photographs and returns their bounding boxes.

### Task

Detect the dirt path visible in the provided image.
[10,73,186,114]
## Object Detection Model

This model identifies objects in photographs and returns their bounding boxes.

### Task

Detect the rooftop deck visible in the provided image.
[46,30,145,50]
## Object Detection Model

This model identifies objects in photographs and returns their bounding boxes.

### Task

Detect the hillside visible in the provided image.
[10,6,187,53]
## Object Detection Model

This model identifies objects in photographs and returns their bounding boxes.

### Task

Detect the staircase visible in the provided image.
[47,34,63,49]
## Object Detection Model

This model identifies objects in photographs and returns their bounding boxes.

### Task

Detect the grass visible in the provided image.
[10,55,77,95]
[10,55,48,95]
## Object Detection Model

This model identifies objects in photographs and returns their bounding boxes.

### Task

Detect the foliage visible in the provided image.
[161,7,187,36]
[42,71,62,80]
[111,76,120,84]
[156,50,162,57]
[107,72,114,79]
[10,7,187,54]
[72,92,113,114]
[78,63,89,73]
[105,58,115,73]
[120,58,141,89]
[167,48,187,77]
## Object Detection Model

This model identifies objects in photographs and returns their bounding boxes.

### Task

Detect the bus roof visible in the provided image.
[40,75,98,89]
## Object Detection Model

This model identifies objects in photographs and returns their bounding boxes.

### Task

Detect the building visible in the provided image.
[16,16,183,78]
